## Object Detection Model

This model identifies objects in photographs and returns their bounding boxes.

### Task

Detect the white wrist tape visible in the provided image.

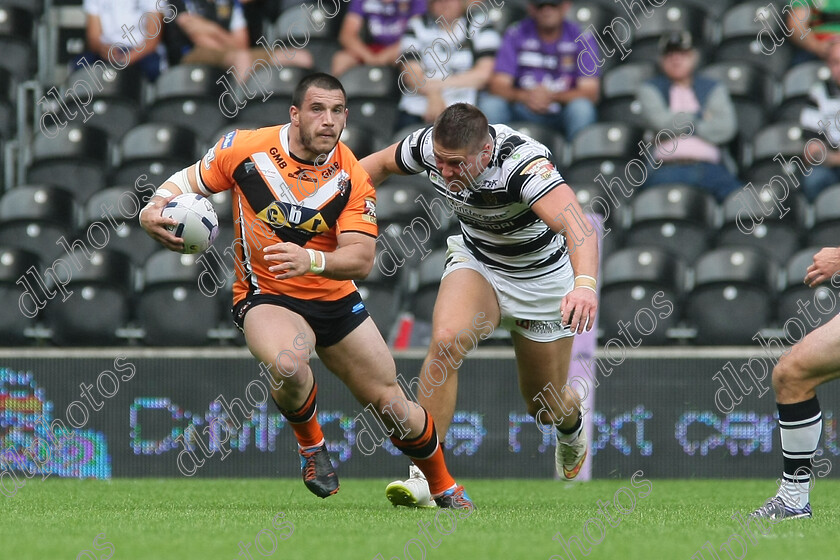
[307,249,326,274]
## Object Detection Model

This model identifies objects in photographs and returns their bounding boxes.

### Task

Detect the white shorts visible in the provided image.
[441,235,575,342]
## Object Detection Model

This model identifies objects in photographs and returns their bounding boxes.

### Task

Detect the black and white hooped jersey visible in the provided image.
[395,124,570,280]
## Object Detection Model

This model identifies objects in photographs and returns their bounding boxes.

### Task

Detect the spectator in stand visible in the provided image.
[636,31,741,202]
[331,0,426,76]
[165,0,312,81]
[483,0,598,139]
[788,0,840,64]
[395,0,500,129]
[79,0,168,81]
[801,41,840,200]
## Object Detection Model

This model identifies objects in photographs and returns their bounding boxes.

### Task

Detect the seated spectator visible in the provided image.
[165,0,312,81]
[788,0,840,64]
[332,0,426,76]
[79,0,167,81]
[801,41,840,200]
[483,0,598,139]
[396,0,500,129]
[636,31,741,202]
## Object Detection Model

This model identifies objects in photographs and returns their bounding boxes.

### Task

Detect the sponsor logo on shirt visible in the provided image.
[221,130,237,149]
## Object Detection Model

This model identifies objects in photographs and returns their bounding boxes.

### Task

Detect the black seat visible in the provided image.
[777,62,830,122]
[339,124,379,159]
[625,184,717,263]
[0,6,34,79]
[507,121,565,165]
[408,248,446,325]
[808,184,840,247]
[235,65,311,124]
[0,246,41,342]
[716,3,793,75]
[64,63,145,140]
[699,62,773,144]
[114,123,198,186]
[84,186,160,267]
[685,247,777,344]
[147,65,228,141]
[599,246,685,344]
[778,246,837,333]
[27,123,110,202]
[0,185,78,262]
[45,249,132,345]
[136,250,222,346]
[566,122,643,189]
[357,263,407,342]
[717,181,806,263]
[628,5,710,63]
[744,122,807,187]
[599,63,657,128]
[343,66,400,133]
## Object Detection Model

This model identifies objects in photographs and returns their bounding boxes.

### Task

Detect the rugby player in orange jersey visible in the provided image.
[139,73,473,510]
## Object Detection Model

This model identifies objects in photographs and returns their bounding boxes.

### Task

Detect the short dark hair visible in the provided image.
[432,103,489,152]
[292,72,347,108]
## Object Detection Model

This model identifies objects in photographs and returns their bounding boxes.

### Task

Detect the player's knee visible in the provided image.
[772,350,807,394]
[430,326,469,362]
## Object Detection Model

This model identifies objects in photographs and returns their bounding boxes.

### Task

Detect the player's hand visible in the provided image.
[264,242,310,279]
[560,287,598,335]
[805,247,840,287]
[139,195,185,253]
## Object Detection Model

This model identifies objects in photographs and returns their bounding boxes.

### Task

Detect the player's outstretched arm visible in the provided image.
[532,183,599,334]
[805,247,840,287]
[359,142,407,187]
[138,164,204,252]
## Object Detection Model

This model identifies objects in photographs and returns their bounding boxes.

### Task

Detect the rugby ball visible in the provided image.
[161,193,219,254]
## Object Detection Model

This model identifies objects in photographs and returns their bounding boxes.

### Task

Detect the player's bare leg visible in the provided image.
[512,333,586,479]
[752,312,840,520]
[417,268,501,437]
[381,268,500,507]
[243,305,338,498]
[318,317,474,510]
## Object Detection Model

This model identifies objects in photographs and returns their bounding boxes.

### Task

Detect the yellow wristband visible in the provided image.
[575,284,597,294]
[574,275,597,290]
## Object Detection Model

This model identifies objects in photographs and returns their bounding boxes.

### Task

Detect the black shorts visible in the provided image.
[231,291,370,347]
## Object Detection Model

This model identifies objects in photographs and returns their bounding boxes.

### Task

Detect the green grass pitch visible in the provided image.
[2,478,838,559]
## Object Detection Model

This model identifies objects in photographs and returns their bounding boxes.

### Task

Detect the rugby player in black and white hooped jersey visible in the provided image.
[361,103,598,507]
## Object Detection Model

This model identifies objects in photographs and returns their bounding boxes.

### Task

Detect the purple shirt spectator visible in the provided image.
[348,0,426,46]
[494,18,600,108]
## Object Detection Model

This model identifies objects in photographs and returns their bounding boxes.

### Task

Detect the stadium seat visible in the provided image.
[0,66,14,140]
[716,2,793,76]
[699,62,774,145]
[744,122,807,187]
[0,185,78,262]
[565,122,643,190]
[136,251,222,346]
[275,4,338,72]
[717,181,806,263]
[342,66,399,134]
[777,62,830,122]
[146,65,229,142]
[84,186,160,267]
[627,5,710,63]
[26,123,111,202]
[507,121,565,166]
[685,247,778,345]
[487,1,528,34]
[0,0,43,16]
[777,246,837,333]
[408,248,446,325]
[44,249,132,345]
[808,184,840,247]
[63,63,145,140]
[234,66,311,125]
[0,6,35,80]
[43,5,86,84]
[599,63,657,129]
[566,3,621,73]
[675,0,738,18]
[599,246,685,344]
[339,124,378,159]
[357,262,406,341]
[625,184,717,264]
[0,246,41,343]
[568,181,623,258]
[113,123,198,187]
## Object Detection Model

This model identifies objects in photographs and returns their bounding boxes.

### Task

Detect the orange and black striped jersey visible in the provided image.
[195,124,378,303]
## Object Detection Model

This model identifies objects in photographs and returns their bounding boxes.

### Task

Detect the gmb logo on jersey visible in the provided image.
[260,201,329,233]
